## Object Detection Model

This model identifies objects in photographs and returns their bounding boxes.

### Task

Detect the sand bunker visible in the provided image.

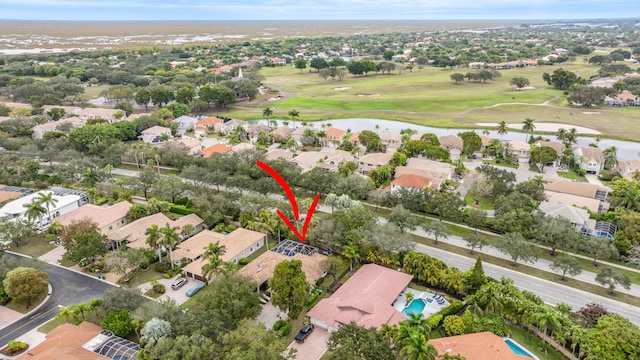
[333,87,350,91]
[476,122,600,135]
[356,94,380,97]
[582,112,601,115]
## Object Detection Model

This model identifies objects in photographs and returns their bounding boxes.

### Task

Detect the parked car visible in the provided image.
[295,324,315,343]
[185,283,205,297]
[171,278,187,290]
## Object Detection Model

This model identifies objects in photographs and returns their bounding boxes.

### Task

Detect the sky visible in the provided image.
[0,0,638,21]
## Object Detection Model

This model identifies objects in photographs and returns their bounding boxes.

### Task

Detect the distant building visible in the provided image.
[139,126,171,143]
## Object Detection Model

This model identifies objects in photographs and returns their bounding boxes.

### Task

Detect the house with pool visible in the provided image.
[307,264,449,331]
[429,331,540,360]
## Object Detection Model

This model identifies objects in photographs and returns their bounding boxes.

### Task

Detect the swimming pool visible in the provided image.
[504,338,538,359]
[402,299,426,316]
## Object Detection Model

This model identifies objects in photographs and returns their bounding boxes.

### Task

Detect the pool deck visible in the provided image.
[392,288,449,317]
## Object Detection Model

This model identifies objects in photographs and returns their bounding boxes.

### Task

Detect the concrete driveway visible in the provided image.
[138,276,200,305]
[585,174,606,186]
[288,326,330,360]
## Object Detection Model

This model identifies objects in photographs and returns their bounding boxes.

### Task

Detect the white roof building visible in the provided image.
[0,190,81,228]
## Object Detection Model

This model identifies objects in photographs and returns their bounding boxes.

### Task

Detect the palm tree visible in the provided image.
[23,199,47,227]
[567,128,578,145]
[288,109,300,129]
[145,224,163,263]
[202,241,227,283]
[56,306,78,324]
[532,306,562,350]
[378,323,398,344]
[406,312,431,335]
[262,107,273,121]
[82,168,101,187]
[342,243,360,271]
[399,332,439,360]
[161,223,180,269]
[36,191,58,225]
[522,118,535,143]
[603,146,618,170]
[496,120,509,143]
[555,128,567,143]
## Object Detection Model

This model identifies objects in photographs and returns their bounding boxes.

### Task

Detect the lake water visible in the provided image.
[259,118,640,161]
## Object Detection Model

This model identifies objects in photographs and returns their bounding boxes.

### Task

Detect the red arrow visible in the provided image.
[256,160,319,243]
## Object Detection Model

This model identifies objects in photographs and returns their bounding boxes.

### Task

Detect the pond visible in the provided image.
[257,118,640,161]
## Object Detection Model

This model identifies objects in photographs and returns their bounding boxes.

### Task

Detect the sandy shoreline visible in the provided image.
[476,122,601,135]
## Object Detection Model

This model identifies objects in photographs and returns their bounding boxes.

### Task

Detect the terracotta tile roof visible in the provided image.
[33,116,84,132]
[439,135,463,150]
[54,201,132,232]
[545,191,607,213]
[575,146,605,164]
[430,332,531,360]
[174,228,265,263]
[323,127,345,137]
[18,322,104,360]
[270,126,293,140]
[391,174,433,190]
[107,213,204,249]
[238,251,327,286]
[0,190,22,203]
[349,131,362,144]
[358,152,392,166]
[196,117,223,126]
[544,179,609,199]
[307,264,412,330]
[265,149,294,161]
[201,143,232,158]
[536,141,565,155]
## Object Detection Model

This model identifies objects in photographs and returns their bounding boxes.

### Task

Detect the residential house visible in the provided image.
[194,125,208,138]
[291,151,327,172]
[32,117,84,139]
[390,174,433,193]
[429,332,533,360]
[247,123,272,140]
[0,190,82,229]
[291,125,315,145]
[307,264,413,332]
[504,140,530,163]
[379,131,402,151]
[468,62,487,69]
[535,141,566,166]
[357,152,392,175]
[479,135,493,157]
[270,126,293,143]
[617,159,640,179]
[265,149,294,161]
[393,157,455,189]
[172,115,197,136]
[160,138,202,156]
[200,143,233,158]
[573,146,605,174]
[544,179,610,213]
[317,149,354,172]
[439,135,463,160]
[54,201,132,235]
[17,321,140,360]
[196,117,224,133]
[220,119,248,135]
[238,251,326,289]
[348,131,362,146]
[270,57,287,66]
[232,142,255,153]
[139,126,171,143]
[322,127,346,147]
[180,228,266,281]
[538,201,616,239]
[107,213,205,250]
[604,91,640,107]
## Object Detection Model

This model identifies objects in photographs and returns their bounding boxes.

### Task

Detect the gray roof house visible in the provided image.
[172,116,197,136]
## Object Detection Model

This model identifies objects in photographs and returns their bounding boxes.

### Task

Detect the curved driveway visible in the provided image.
[0,252,117,345]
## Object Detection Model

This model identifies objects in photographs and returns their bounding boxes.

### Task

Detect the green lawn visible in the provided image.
[8,235,56,257]
[464,194,495,210]
[4,290,48,314]
[223,60,640,141]
[38,317,67,334]
[510,326,566,360]
[557,170,588,182]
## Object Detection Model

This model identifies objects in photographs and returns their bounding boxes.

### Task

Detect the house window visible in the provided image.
[250,246,253,252]
[108,226,113,231]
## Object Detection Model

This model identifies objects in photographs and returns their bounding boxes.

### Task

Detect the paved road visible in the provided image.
[413,243,640,326]
[0,253,117,345]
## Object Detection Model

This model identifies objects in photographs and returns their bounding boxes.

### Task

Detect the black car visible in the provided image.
[295,324,315,343]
